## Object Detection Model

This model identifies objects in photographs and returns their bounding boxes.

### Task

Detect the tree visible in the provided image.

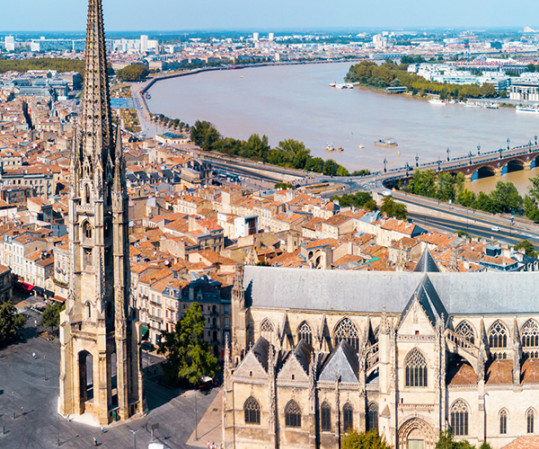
[40,302,65,334]
[241,134,270,160]
[457,189,476,208]
[489,181,523,214]
[190,120,220,150]
[331,191,374,208]
[342,430,391,449]
[158,302,219,387]
[524,175,539,221]
[435,431,476,449]
[514,240,538,258]
[323,159,340,176]
[380,196,408,220]
[0,301,26,347]
[116,64,150,82]
[274,139,311,169]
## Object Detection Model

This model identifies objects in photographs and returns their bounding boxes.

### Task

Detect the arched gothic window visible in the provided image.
[455,321,475,345]
[244,397,260,425]
[527,409,535,434]
[320,401,331,432]
[260,319,275,343]
[489,321,508,348]
[405,348,427,387]
[450,400,469,436]
[334,318,360,350]
[500,409,508,434]
[367,403,378,431]
[343,403,354,432]
[522,320,539,348]
[285,400,301,428]
[298,321,313,346]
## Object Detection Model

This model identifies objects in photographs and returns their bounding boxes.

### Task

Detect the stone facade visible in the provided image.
[224,262,539,449]
[58,0,144,426]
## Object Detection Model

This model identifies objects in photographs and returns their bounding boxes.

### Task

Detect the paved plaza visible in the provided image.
[0,331,220,449]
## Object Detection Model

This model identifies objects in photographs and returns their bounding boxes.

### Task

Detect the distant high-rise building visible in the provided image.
[140,34,149,52]
[253,32,259,42]
[5,36,15,52]
[268,33,274,42]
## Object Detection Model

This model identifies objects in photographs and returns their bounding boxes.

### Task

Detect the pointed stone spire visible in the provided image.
[81,0,113,163]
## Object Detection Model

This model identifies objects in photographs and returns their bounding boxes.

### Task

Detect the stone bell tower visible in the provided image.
[59,0,144,425]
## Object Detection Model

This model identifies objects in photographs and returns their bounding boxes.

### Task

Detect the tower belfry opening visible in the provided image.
[58,0,144,426]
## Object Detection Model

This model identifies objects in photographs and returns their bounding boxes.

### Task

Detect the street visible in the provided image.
[0,335,219,449]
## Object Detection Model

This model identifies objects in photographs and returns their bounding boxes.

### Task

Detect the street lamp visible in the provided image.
[507,137,510,150]
[468,151,473,165]
[415,154,419,167]
[477,144,481,155]
[437,159,442,172]
[535,135,538,146]
[383,158,388,173]
[529,141,533,153]
[129,429,140,449]
[499,148,503,159]
[446,148,450,161]
[195,389,199,440]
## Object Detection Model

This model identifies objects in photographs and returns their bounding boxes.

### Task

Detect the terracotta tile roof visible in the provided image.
[448,361,478,386]
[379,219,417,235]
[332,254,364,268]
[502,436,539,449]
[303,238,339,250]
[521,359,539,384]
[486,359,513,384]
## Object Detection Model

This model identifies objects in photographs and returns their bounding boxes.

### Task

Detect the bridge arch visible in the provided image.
[502,159,524,175]
[472,165,496,181]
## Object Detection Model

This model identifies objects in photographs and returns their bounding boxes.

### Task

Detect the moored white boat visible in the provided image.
[428,98,446,106]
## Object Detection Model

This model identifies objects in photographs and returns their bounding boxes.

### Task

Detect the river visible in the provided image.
[147,62,539,194]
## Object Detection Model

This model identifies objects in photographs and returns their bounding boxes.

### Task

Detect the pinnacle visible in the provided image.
[81,0,113,162]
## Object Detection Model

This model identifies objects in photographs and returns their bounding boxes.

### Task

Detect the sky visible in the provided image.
[0,0,538,31]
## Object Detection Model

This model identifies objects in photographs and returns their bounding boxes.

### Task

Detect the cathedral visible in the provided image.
[223,252,539,449]
[58,0,144,425]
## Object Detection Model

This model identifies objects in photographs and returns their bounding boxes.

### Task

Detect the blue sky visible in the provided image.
[0,0,538,31]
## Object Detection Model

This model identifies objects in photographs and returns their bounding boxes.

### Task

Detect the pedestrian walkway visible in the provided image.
[185,389,222,448]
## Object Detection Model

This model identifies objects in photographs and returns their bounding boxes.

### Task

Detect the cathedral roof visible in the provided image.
[292,339,312,374]
[413,248,440,273]
[243,266,539,316]
[251,337,270,372]
[400,275,447,327]
[318,341,359,384]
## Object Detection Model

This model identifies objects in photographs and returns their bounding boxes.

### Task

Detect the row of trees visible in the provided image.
[343,430,492,449]
[345,61,497,100]
[116,64,150,82]
[403,169,539,219]
[190,120,368,177]
[151,114,190,133]
[330,191,408,220]
[0,58,85,76]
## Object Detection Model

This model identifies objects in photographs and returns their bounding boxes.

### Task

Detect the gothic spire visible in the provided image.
[81,0,113,163]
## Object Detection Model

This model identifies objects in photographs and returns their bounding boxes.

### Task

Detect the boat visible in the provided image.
[485,102,500,109]
[464,102,478,108]
[374,138,398,148]
[329,82,336,88]
[336,147,344,152]
[145,93,151,100]
[325,145,335,152]
[516,105,539,114]
[335,83,354,89]
[358,145,365,149]
[428,98,446,106]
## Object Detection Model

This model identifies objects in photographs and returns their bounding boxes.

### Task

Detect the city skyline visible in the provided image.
[1,0,539,32]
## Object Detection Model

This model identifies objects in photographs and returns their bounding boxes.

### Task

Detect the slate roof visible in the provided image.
[318,341,359,383]
[400,275,447,327]
[243,266,539,315]
[293,339,312,374]
[414,249,440,273]
[251,337,270,372]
